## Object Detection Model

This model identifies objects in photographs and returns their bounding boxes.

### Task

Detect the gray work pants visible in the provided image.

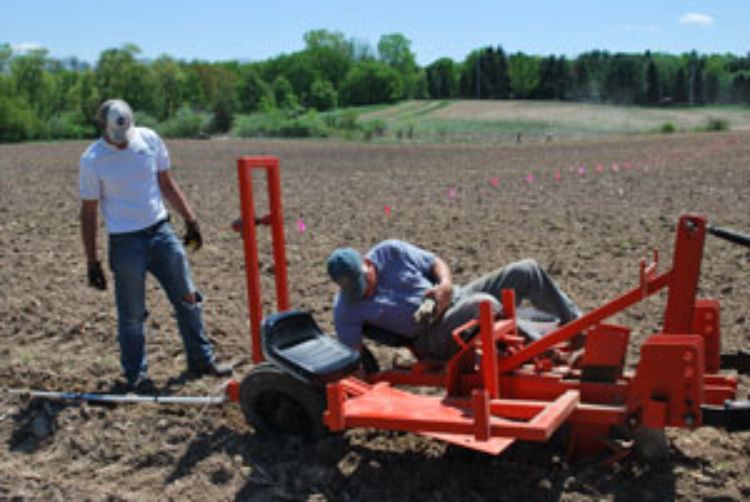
[413,259,581,360]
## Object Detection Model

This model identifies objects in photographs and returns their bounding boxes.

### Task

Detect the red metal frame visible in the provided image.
[235,158,740,457]
[236,156,289,363]
[323,214,738,455]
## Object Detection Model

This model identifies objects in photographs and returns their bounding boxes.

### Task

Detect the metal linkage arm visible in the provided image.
[702,400,750,432]
[708,224,750,248]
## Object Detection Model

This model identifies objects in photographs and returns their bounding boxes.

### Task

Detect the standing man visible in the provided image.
[80,99,231,392]
[327,240,581,360]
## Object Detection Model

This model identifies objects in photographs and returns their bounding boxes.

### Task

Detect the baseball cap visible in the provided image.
[98,99,135,145]
[326,248,367,301]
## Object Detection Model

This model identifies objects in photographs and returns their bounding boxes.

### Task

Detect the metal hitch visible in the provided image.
[708,223,750,248]
[702,400,750,431]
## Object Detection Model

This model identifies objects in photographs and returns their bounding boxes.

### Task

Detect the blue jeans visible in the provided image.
[108,220,215,384]
[414,259,581,359]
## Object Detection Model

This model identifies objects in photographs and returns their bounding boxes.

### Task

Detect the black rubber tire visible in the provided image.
[612,425,671,463]
[239,362,327,439]
[629,427,671,462]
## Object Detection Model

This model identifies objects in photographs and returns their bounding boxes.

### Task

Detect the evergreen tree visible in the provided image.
[426,58,457,98]
[645,60,660,104]
[508,52,540,99]
[673,68,689,103]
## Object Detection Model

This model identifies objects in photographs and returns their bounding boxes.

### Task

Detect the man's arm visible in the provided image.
[426,256,453,318]
[157,170,196,223]
[80,200,99,264]
[158,170,203,250]
[81,199,107,290]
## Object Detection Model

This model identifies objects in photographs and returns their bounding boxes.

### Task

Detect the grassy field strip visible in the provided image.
[361,101,430,120]
[376,100,750,135]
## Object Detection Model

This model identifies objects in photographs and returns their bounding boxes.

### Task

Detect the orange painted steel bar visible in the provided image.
[236,156,289,363]
[480,300,500,398]
[498,214,708,374]
[497,271,671,373]
[329,380,580,442]
[663,216,705,333]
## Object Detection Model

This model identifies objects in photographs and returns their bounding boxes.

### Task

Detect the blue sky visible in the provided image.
[2,1,748,65]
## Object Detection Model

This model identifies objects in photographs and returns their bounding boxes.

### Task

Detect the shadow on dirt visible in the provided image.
[333,439,677,501]
[169,425,680,502]
[7,397,70,453]
[166,425,349,500]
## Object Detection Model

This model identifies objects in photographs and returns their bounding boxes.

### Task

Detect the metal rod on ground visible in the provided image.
[8,389,227,405]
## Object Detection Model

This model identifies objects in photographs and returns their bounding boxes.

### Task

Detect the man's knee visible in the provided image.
[463,293,501,314]
[179,290,203,306]
[512,258,540,274]
[504,258,542,283]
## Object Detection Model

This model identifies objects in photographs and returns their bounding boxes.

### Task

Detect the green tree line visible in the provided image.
[1,30,749,142]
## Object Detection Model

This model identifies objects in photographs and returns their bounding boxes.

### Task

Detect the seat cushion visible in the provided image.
[261,311,361,384]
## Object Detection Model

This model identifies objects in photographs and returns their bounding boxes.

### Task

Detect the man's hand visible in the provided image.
[87,261,107,290]
[413,297,437,324]
[426,282,453,320]
[184,219,203,251]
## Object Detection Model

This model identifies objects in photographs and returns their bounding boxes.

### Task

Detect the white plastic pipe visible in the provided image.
[10,389,226,405]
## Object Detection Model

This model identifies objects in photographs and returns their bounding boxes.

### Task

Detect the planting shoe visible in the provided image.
[188,360,233,378]
[127,376,157,395]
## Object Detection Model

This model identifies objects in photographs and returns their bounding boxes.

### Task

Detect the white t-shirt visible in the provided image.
[80,127,170,234]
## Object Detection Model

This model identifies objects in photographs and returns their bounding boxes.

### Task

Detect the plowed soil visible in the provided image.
[1,133,749,501]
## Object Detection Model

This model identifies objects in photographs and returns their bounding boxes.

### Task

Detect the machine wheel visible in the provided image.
[240,363,327,439]
[612,425,671,463]
[630,427,671,462]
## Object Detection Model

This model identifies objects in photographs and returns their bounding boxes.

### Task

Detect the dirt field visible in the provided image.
[1,132,749,501]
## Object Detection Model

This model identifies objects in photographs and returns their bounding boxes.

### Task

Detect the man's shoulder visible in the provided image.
[370,239,410,254]
[333,293,357,317]
[369,239,420,259]
[134,127,163,144]
[80,138,107,164]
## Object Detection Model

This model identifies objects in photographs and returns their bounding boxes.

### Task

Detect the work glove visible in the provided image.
[183,219,203,251]
[87,261,107,290]
[413,297,437,325]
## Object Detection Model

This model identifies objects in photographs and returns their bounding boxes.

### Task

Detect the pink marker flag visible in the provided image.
[384,205,392,216]
[525,173,535,183]
[596,163,604,173]
[446,187,457,199]
[612,163,619,172]
[578,165,586,176]
[554,169,562,181]
[296,218,306,233]
[490,177,500,188]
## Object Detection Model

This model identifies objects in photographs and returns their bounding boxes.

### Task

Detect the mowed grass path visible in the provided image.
[360,100,750,142]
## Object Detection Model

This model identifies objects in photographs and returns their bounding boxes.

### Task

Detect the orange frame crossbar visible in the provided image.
[237,156,289,363]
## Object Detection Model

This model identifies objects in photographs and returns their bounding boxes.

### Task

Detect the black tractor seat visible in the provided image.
[261,310,361,385]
